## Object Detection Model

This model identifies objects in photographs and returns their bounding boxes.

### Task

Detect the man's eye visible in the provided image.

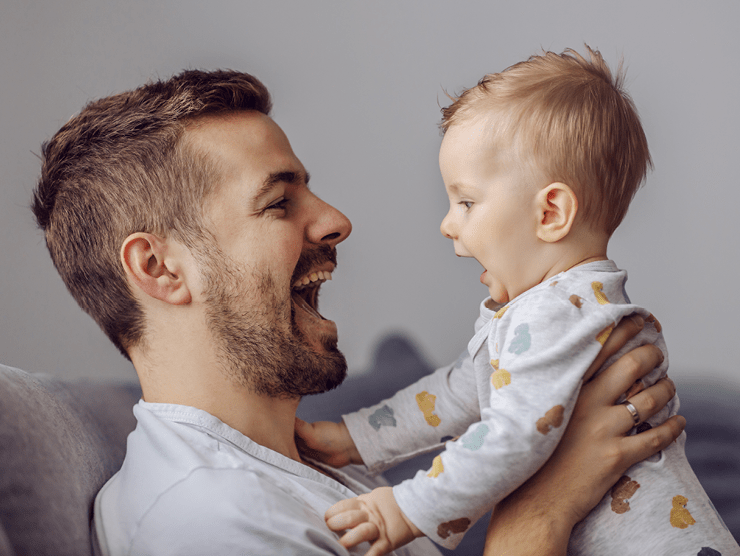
[267,198,288,211]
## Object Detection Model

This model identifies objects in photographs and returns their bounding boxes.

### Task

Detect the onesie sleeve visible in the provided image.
[342,347,481,474]
[392,287,651,549]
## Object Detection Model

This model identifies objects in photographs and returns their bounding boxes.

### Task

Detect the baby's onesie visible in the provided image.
[343,260,738,554]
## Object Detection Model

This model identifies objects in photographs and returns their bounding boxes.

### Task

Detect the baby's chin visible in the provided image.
[488,284,510,305]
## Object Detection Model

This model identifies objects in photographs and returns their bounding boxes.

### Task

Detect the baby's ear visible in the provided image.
[120,232,193,305]
[535,182,578,243]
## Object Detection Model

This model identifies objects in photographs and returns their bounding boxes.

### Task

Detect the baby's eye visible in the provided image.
[459,201,473,210]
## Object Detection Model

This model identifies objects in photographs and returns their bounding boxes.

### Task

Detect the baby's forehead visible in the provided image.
[451,105,523,146]
[446,113,532,167]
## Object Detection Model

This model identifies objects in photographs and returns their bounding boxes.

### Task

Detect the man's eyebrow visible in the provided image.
[256,170,311,198]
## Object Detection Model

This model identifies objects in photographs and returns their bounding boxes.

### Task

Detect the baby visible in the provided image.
[296,47,738,555]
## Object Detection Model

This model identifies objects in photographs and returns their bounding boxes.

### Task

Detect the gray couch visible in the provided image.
[1,335,738,555]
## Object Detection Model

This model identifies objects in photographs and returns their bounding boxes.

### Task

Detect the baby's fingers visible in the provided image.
[338,522,381,551]
[294,417,310,436]
[326,507,369,532]
[294,417,319,445]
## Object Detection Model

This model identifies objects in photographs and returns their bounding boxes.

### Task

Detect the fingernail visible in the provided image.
[677,415,686,430]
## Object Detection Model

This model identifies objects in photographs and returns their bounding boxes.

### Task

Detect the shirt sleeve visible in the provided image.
[342,346,481,474]
[393,288,651,549]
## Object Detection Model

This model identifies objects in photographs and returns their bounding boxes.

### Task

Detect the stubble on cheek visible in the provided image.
[201,254,346,398]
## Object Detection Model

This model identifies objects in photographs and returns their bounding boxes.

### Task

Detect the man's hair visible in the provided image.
[440,46,652,235]
[31,69,272,359]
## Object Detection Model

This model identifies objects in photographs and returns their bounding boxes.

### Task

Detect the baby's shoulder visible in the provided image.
[538,268,631,307]
[496,272,636,330]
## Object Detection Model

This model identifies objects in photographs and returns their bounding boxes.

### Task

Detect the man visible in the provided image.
[32,69,681,555]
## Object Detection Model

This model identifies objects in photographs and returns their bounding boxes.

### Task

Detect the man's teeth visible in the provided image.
[292,270,332,289]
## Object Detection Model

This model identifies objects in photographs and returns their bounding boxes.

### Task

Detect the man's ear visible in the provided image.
[120,233,192,305]
[535,182,578,243]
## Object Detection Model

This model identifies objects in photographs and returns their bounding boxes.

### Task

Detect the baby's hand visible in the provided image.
[325,486,423,556]
[294,418,363,468]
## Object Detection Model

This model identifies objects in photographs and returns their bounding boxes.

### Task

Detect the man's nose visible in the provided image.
[307,195,352,246]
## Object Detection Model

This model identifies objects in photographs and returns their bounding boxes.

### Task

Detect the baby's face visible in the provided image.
[439,119,543,304]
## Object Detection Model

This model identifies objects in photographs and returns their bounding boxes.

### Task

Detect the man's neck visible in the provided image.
[132,349,305,463]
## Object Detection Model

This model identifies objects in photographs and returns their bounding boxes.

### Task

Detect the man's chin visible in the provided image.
[308,355,347,396]
[293,337,348,396]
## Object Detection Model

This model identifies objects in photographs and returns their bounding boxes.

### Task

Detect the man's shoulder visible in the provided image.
[98,466,337,555]
[94,408,338,555]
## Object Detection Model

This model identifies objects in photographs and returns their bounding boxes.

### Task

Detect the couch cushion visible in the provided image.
[0,364,140,556]
[679,380,740,541]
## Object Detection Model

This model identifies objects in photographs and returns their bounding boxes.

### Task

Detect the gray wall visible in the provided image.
[1,0,738,387]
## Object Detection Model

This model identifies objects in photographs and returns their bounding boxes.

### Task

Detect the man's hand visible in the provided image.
[484,315,685,556]
[295,418,363,468]
[325,487,423,556]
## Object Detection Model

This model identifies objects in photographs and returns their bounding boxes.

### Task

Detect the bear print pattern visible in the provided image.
[610,475,640,514]
[493,306,508,319]
[508,323,531,355]
[437,517,471,539]
[416,391,442,427]
[536,405,565,435]
[462,424,489,451]
[670,495,696,529]
[368,405,396,431]
[489,360,511,389]
[592,281,610,304]
[427,455,444,478]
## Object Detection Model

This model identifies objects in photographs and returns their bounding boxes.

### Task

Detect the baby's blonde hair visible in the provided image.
[441,46,652,236]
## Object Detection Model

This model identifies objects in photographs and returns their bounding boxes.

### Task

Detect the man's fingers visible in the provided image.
[622,377,676,429]
[583,344,665,407]
[338,522,379,549]
[620,414,686,465]
[623,379,645,399]
[584,314,644,381]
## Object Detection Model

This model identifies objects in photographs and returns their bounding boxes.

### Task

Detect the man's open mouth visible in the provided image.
[291,270,332,320]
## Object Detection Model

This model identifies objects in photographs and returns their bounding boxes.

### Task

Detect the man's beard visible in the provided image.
[196,243,347,399]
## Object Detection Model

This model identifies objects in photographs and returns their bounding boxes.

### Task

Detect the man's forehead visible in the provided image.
[184,110,305,184]
[184,110,275,152]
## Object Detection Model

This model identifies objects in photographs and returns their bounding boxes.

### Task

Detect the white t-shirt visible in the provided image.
[94,401,441,556]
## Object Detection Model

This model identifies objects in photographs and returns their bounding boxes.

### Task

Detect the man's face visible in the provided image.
[186,111,352,398]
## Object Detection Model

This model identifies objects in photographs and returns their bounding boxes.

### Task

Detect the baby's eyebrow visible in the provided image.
[446,182,470,195]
